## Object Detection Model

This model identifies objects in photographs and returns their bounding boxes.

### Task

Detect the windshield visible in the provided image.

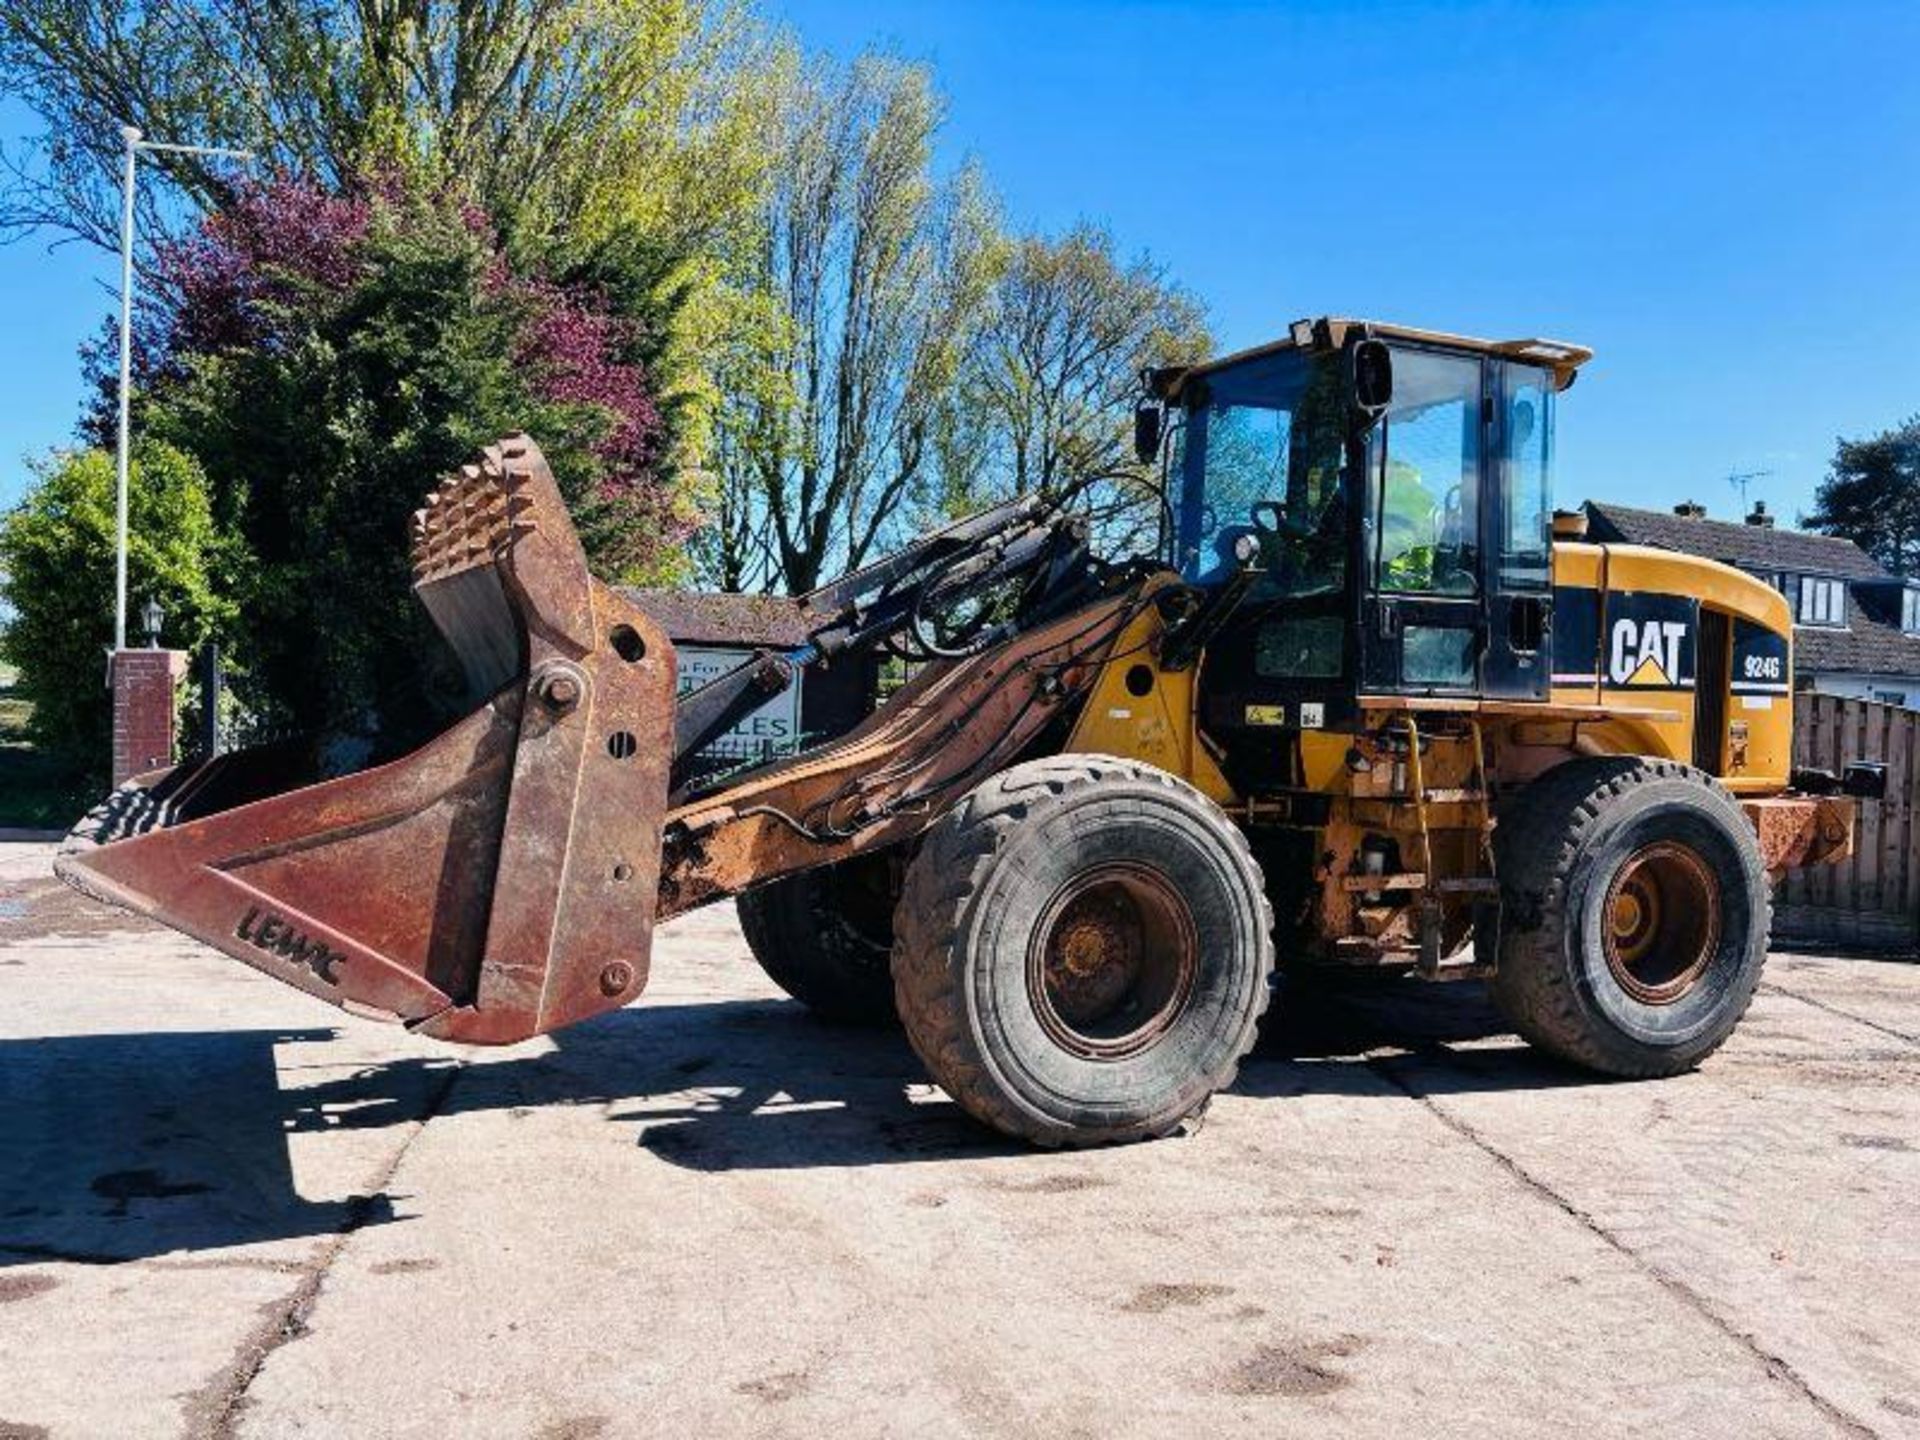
[1175,349,1347,597]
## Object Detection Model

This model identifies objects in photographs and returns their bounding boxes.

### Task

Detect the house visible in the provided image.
[1582,499,1920,709]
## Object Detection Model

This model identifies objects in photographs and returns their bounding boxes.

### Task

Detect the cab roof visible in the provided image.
[1156,317,1594,399]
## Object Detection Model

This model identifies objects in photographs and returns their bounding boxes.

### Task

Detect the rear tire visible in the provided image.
[1490,757,1769,1077]
[891,755,1274,1147]
[738,854,899,1024]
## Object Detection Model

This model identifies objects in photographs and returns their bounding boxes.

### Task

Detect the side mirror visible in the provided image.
[1844,761,1888,800]
[1348,339,1393,420]
[1133,401,1164,465]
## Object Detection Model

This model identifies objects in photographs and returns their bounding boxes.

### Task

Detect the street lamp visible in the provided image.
[141,596,164,649]
[113,124,253,653]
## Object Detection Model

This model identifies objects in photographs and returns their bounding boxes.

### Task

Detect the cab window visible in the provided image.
[1499,363,1554,591]
[1369,351,1481,596]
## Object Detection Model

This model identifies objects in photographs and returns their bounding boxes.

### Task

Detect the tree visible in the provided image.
[1805,416,1920,576]
[0,1,777,485]
[0,442,231,773]
[134,174,683,743]
[703,53,1000,593]
[946,222,1208,550]
[0,1,764,254]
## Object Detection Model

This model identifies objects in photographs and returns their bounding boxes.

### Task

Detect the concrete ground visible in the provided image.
[2,839,1918,1440]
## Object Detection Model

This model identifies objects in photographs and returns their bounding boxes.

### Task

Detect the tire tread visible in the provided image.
[1490,756,1770,1077]
[891,755,1274,1147]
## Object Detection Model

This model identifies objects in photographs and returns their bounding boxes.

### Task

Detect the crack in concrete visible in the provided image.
[1758,980,1920,1049]
[1368,1051,1882,1440]
[182,1063,463,1440]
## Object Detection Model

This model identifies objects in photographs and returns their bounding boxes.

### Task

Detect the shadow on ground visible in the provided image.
[0,1026,424,1268]
[0,975,1596,1266]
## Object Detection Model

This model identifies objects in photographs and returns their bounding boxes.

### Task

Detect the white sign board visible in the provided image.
[675,645,804,760]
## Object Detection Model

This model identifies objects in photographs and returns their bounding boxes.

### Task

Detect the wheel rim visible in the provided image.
[1026,863,1199,1060]
[1601,840,1721,1005]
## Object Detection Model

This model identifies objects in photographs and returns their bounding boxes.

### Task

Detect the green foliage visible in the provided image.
[4,0,1219,658]
[957,224,1209,497]
[147,187,644,742]
[2,1,774,550]
[0,1,766,256]
[0,667,96,828]
[0,444,231,775]
[1805,416,1920,576]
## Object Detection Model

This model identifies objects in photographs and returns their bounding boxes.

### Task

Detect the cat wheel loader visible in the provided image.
[59,317,1872,1148]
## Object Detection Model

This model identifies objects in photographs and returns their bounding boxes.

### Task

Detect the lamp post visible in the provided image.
[141,596,164,649]
[113,125,253,653]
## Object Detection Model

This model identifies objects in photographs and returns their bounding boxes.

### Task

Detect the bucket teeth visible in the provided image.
[411,436,546,588]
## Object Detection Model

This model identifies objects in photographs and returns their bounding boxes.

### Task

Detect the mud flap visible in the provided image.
[56,436,677,1044]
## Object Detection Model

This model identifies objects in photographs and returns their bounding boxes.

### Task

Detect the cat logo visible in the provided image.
[1608,616,1688,687]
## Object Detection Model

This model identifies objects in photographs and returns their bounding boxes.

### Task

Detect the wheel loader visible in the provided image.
[59,316,1872,1148]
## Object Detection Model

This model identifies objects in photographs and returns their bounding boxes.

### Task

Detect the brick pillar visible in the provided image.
[111,648,188,786]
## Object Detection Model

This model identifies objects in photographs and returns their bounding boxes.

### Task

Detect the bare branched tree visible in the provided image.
[950,222,1209,554]
[705,52,999,593]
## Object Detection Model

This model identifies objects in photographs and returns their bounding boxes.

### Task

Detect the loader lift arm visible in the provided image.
[57,436,1147,1044]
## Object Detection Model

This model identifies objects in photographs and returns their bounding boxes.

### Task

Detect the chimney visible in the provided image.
[1746,500,1774,528]
[1673,500,1706,519]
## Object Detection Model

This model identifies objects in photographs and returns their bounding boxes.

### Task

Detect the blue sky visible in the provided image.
[3,0,1917,528]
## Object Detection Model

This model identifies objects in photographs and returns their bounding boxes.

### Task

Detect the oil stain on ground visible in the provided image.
[736,1369,812,1403]
[983,1172,1113,1195]
[369,1258,440,1275]
[1219,1336,1367,1399]
[1840,1133,1912,1152]
[1121,1282,1233,1314]
[534,1415,609,1440]
[0,1273,58,1304]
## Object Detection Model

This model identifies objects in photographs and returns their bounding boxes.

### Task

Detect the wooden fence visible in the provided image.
[1776,693,1918,951]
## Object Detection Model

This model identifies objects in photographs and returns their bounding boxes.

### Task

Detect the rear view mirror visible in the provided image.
[1133,402,1164,465]
[1349,339,1393,418]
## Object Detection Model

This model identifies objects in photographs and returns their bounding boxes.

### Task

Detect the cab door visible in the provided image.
[1479,362,1554,700]
[1359,348,1486,696]
[1358,351,1556,701]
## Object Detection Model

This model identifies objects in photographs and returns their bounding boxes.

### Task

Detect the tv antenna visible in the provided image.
[1727,469,1773,508]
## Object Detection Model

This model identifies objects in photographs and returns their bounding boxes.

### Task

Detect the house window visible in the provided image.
[1796,576,1846,627]
[1903,587,1920,635]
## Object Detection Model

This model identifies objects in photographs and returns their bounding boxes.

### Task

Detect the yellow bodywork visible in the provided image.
[1063,541,1804,962]
[1063,598,1236,805]
[1068,542,1796,802]
[1549,542,1793,794]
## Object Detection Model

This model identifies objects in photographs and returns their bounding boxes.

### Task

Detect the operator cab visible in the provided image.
[1148,318,1591,790]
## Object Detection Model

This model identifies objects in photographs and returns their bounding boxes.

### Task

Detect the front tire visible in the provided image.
[891,756,1274,1147]
[1490,757,1769,1077]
